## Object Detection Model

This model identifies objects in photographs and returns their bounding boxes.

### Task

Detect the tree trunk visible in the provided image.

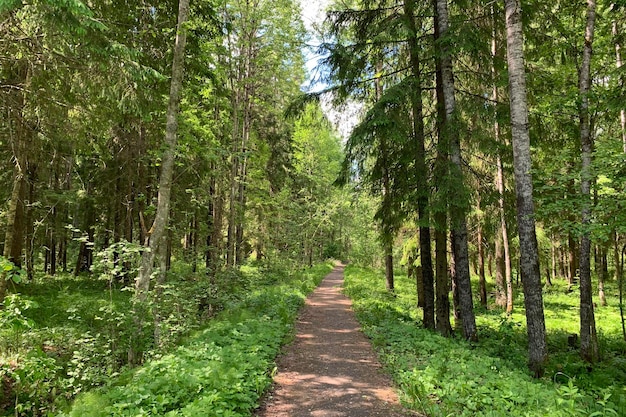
[492,12,514,313]
[226,91,240,267]
[477,200,487,308]
[226,161,238,267]
[24,168,36,281]
[504,0,547,377]
[614,20,626,153]
[415,265,424,309]
[568,232,577,289]
[375,61,395,293]
[135,0,190,301]
[615,240,626,341]
[435,0,476,340]
[1,173,25,301]
[551,235,557,280]
[579,0,599,364]
[3,60,31,288]
[598,243,607,306]
[433,18,452,335]
[385,250,394,291]
[405,0,435,329]
[206,175,216,270]
[435,221,452,335]
[495,229,507,308]
[3,172,26,269]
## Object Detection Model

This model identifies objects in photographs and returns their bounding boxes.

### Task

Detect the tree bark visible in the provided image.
[433,17,452,335]
[579,0,599,364]
[613,20,626,153]
[495,229,507,308]
[504,0,547,377]
[135,0,190,301]
[492,10,514,313]
[598,243,607,306]
[477,199,487,308]
[227,94,240,267]
[375,61,395,292]
[435,221,451,335]
[434,0,476,340]
[568,231,577,289]
[405,0,435,328]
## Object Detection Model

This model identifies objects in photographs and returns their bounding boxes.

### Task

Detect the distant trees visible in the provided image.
[0,0,346,333]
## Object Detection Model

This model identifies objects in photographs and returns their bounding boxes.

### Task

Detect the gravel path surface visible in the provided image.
[255,264,417,417]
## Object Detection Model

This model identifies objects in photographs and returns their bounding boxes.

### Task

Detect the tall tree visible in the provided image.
[433,0,476,340]
[491,4,513,313]
[375,62,396,292]
[578,0,599,364]
[433,8,452,336]
[136,0,191,301]
[404,0,436,328]
[503,0,547,377]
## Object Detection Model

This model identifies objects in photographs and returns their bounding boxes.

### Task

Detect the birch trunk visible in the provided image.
[579,0,599,364]
[135,0,190,301]
[504,0,547,377]
[435,0,476,340]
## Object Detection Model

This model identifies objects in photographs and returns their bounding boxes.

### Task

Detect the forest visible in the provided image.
[1,0,626,415]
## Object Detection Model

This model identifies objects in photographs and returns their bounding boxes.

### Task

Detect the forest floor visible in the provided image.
[255,264,418,417]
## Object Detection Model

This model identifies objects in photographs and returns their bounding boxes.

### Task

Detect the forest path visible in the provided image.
[255,264,417,417]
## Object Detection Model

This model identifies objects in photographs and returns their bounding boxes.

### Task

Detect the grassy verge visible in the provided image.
[343,265,626,417]
[59,262,333,417]
[0,261,332,416]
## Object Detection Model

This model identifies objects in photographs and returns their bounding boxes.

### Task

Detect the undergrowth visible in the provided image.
[343,265,626,417]
[59,262,332,416]
[0,255,332,416]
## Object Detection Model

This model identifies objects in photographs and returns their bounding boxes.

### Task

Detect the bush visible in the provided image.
[61,262,333,416]
[343,265,626,417]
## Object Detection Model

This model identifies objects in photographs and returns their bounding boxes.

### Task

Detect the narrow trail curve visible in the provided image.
[255,264,416,417]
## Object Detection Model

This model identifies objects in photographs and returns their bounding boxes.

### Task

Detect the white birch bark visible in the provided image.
[435,0,476,340]
[135,0,190,301]
[504,0,547,376]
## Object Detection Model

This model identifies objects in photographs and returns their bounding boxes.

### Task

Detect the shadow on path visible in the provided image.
[255,264,416,417]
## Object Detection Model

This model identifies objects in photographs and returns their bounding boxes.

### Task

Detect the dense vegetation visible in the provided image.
[0,0,353,414]
[344,265,626,416]
[320,0,626,377]
[2,0,626,415]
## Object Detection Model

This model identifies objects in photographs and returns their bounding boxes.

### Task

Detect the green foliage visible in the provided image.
[343,265,626,417]
[59,262,332,416]
[91,240,145,285]
[0,257,26,285]
[0,294,38,353]
[0,351,63,416]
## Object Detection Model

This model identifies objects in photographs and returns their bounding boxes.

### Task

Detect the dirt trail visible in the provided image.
[255,264,415,417]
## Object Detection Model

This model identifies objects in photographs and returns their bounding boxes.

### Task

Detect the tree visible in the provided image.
[135,0,191,301]
[491,4,513,313]
[404,0,436,328]
[503,0,547,377]
[433,0,476,340]
[578,0,599,364]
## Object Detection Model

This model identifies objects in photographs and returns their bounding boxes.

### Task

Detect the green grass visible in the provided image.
[0,261,333,416]
[343,265,626,417]
[59,262,333,417]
